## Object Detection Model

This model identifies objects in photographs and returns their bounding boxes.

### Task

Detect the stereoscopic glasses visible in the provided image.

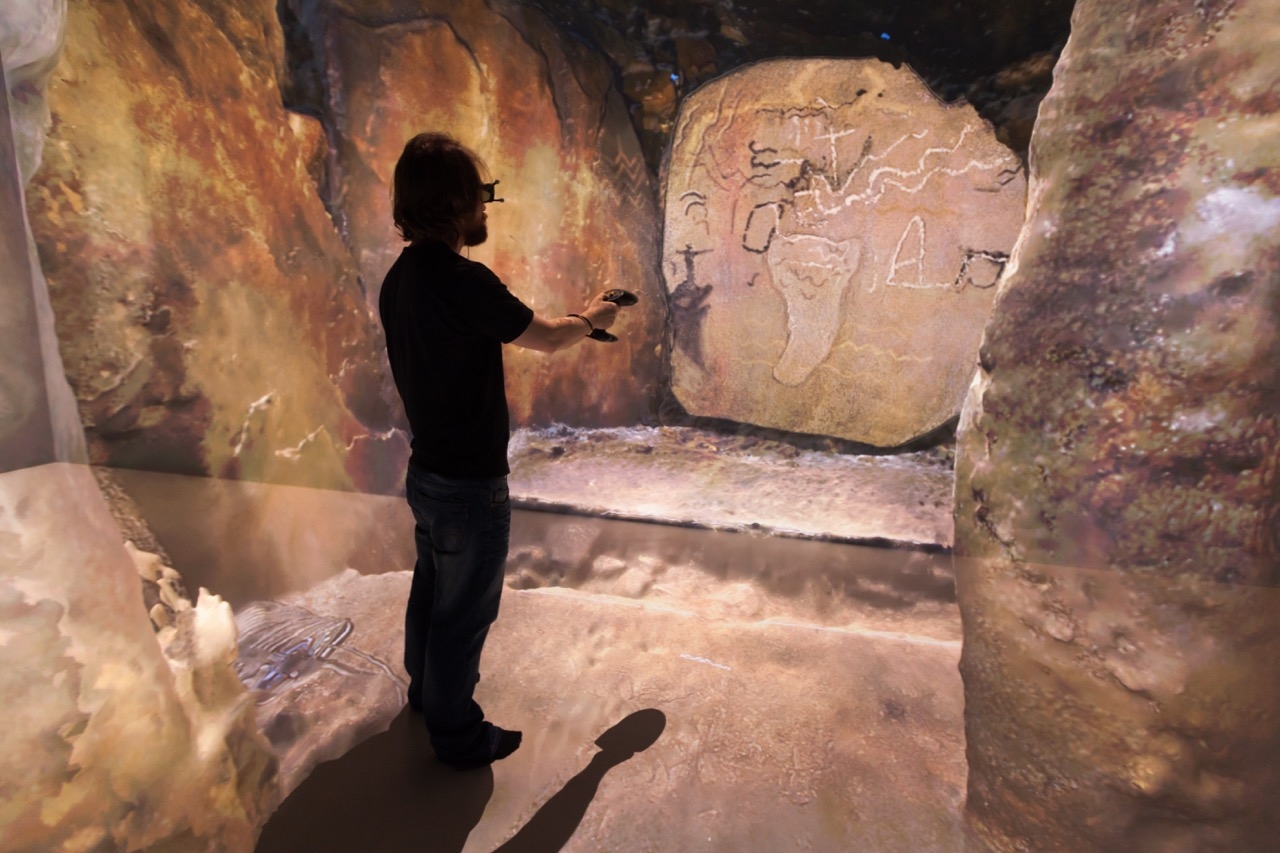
[481,179,504,204]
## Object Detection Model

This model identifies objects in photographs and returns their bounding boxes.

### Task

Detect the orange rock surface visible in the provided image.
[27,0,404,491]
[321,0,664,428]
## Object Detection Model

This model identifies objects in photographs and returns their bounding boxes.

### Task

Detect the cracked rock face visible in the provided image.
[25,0,405,492]
[953,0,1280,849]
[304,0,664,428]
[663,58,1025,446]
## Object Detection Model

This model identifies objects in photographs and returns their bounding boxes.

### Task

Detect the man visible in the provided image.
[378,132,621,770]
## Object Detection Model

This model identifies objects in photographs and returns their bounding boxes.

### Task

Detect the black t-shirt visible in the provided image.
[378,241,534,478]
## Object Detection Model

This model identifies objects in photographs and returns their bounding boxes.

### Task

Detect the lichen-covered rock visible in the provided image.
[296,0,664,427]
[663,58,1025,446]
[953,0,1280,849]
[26,0,405,492]
[0,463,277,851]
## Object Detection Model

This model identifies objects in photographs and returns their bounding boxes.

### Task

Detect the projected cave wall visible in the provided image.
[3,0,1279,851]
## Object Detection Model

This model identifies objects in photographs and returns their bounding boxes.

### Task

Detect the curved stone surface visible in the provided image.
[0,464,276,851]
[1,61,56,472]
[0,0,63,183]
[235,588,407,798]
[309,0,664,427]
[25,0,405,492]
[1,14,86,473]
[953,0,1280,849]
[663,58,1025,446]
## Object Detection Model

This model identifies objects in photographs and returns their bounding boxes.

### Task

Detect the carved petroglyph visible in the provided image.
[767,234,862,386]
[663,59,1026,445]
[885,217,1010,291]
[234,600,405,706]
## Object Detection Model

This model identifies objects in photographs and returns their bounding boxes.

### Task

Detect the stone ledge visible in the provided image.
[508,425,956,549]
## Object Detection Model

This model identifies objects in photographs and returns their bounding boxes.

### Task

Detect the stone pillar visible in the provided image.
[953,0,1280,850]
[0,26,86,473]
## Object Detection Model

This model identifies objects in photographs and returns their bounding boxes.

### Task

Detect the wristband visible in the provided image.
[567,313,594,334]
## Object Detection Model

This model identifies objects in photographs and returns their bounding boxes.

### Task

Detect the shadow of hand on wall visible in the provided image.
[492,708,667,853]
[254,706,493,853]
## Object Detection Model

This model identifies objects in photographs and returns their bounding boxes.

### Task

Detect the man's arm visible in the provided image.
[511,292,620,353]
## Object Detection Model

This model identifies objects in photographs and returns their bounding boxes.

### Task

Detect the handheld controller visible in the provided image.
[588,289,638,342]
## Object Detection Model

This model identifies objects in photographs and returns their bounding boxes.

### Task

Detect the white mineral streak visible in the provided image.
[1184,186,1280,255]
[680,653,733,671]
[0,464,276,851]
[275,425,325,459]
[231,391,275,457]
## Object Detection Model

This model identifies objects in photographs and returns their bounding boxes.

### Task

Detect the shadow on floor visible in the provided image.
[493,708,666,853]
[254,706,492,853]
[255,707,666,853]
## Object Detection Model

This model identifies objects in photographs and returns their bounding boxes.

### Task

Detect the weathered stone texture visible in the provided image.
[26,0,405,492]
[0,464,277,851]
[1,0,64,184]
[305,0,664,427]
[238,570,410,798]
[664,58,1025,446]
[1,63,54,472]
[1,9,86,473]
[954,0,1280,849]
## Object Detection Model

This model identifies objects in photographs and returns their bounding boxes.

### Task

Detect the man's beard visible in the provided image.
[462,218,488,247]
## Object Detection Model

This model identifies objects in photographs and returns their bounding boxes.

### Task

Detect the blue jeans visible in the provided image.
[404,465,511,761]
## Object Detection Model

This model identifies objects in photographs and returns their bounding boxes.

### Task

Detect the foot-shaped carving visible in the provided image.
[769,235,862,386]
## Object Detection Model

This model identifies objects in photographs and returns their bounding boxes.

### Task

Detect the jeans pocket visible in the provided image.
[427,496,469,554]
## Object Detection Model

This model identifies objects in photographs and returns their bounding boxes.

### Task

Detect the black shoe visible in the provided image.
[444,726,522,771]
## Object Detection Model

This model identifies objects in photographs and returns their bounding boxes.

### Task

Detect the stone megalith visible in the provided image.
[662,58,1026,447]
[26,0,404,492]
[306,0,663,428]
[953,0,1280,850]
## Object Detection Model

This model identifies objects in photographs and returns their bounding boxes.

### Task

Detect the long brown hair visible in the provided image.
[392,133,485,246]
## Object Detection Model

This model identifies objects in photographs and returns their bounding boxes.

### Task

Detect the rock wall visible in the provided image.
[522,0,1075,172]
[663,58,1025,447]
[0,6,86,472]
[290,0,664,428]
[953,0,1280,849]
[1,59,55,472]
[0,463,277,851]
[26,0,405,492]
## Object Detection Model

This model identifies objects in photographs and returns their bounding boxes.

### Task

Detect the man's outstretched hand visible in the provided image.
[581,290,621,331]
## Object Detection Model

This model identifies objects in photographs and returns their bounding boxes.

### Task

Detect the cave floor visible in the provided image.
[108,432,964,852]
[254,566,966,853]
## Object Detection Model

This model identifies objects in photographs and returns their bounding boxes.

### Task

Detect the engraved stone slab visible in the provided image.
[663,58,1026,446]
